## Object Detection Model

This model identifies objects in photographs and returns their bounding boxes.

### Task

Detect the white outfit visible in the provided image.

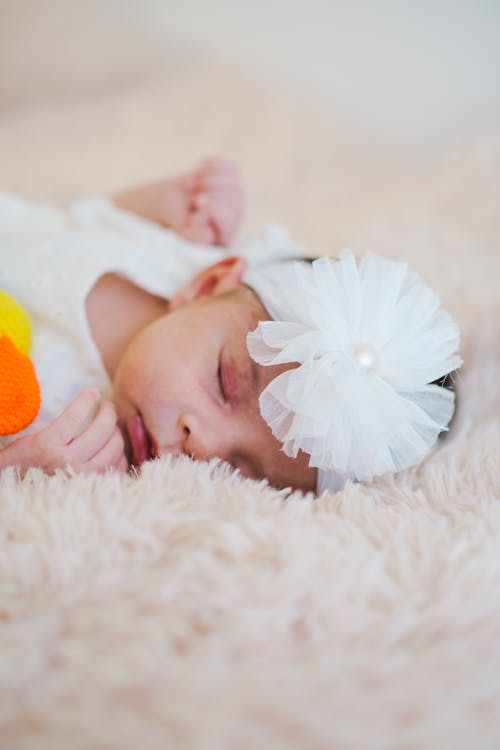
[0,193,299,445]
[1,193,345,494]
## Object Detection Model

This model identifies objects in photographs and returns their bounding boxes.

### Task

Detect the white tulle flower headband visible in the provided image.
[244,250,462,486]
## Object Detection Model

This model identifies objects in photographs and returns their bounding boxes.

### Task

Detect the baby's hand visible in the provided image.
[114,158,243,247]
[0,388,128,476]
[180,158,243,246]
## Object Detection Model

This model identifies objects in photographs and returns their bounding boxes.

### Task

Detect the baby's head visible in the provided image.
[112,256,317,492]
[112,252,461,493]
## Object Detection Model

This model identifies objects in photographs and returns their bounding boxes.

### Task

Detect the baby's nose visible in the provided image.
[178,411,223,461]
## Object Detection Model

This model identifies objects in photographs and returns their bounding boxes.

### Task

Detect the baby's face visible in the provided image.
[112,285,317,492]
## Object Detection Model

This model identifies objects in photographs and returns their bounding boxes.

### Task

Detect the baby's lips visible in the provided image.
[0,335,41,435]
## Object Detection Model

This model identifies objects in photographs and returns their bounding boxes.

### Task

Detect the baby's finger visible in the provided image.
[195,173,242,193]
[196,157,238,176]
[181,211,217,246]
[47,388,101,445]
[193,190,242,218]
[195,199,240,246]
[86,425,125,473]
[69,400,118,462]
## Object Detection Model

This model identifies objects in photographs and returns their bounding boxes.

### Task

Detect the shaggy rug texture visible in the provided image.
[1,3,499,748]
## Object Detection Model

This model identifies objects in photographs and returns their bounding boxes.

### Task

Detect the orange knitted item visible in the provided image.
[0,335,41,435]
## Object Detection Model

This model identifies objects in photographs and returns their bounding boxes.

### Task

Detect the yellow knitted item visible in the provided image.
[0,291,41,436]
[0,290,32,354]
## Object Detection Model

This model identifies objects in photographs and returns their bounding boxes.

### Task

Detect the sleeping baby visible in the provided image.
[0,158,461,494]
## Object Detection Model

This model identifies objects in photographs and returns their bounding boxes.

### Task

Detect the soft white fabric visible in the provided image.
[0,194,298,445]
[316,467,346,494]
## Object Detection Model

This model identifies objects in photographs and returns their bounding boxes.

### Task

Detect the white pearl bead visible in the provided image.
[353,343,378,371]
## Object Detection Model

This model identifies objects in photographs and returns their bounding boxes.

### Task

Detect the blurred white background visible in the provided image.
[1,0,499,304]
[0,0,498,333]
[2,0,499,145]
[125,0,500,143]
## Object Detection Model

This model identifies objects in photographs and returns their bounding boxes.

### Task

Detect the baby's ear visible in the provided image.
[169,256,247,310]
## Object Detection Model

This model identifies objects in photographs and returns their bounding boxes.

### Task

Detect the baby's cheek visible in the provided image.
[224,358,240,405]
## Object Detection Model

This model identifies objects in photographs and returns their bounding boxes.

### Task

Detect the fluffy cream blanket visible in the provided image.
[1,4,499,747]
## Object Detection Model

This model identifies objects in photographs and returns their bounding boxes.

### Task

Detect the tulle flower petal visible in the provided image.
[245,252,462,481]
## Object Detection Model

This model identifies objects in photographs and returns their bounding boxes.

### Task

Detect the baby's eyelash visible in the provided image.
[217,362,227,402]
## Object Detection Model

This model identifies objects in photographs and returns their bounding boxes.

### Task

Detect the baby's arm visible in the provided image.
[0,389,127,477]
[112,158,243,247]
